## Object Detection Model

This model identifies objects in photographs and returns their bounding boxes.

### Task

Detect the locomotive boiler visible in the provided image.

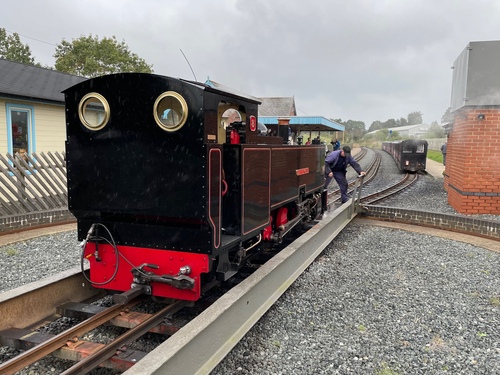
[64,73,325,301]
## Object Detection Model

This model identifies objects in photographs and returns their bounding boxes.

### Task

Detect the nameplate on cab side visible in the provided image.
[296,168,310,176]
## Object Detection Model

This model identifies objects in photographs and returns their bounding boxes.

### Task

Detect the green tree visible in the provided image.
[424,122,445,138]
[54,34,153,77]
[381,118,397,129]
[368,120,383,132]
[374,129,388,141]
[441,107,453,124]
[407,111,423,125]
[344,119,366,141]
[395,117,408,127]
[334,119,366,141]
[0,28,37,65]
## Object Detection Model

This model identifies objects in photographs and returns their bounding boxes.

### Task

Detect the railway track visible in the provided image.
[360,172,419,205]
[2,298,157,374]
[0,282,199,374]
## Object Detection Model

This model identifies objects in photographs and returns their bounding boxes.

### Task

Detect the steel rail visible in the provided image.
[0,299,140,375]
[0,267,102,331]
[360,172,419,205]
[61,300,188,375]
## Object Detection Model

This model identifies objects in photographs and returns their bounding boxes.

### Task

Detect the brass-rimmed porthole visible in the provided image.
[78,93,110,131]
[154,91,188,132]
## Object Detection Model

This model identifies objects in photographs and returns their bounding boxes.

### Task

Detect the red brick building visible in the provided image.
[445,41,500,214]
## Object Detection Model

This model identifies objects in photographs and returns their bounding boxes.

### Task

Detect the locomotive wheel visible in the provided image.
[276,207,288,228]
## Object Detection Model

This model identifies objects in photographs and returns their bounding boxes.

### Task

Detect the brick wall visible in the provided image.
[444,107,500,214]
[361,205,499,239]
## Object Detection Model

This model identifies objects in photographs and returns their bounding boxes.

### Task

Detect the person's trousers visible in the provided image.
[324,171,349,203]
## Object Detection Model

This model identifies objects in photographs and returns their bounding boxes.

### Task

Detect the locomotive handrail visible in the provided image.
[350,174,366,215]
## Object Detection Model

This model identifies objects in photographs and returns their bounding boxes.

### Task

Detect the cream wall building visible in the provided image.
[0,59,85,155]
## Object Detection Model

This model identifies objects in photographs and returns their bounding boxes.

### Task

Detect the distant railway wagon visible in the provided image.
[382,139,428,172]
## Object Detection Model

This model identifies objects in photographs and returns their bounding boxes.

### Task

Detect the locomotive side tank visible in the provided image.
[64,73,325,301]
[382,139,428,172]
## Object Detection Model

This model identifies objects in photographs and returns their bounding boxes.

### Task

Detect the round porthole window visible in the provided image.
[154,91,188,132]
[78,93,110,131]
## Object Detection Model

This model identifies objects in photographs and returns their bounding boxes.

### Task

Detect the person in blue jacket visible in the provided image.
[324,146,366,203]
[440,143,447,165]
[331,138,341,151]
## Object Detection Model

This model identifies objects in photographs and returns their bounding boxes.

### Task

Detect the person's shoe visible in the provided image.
[341,196,351,204]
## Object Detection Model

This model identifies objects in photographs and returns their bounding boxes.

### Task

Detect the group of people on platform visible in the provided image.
[305,137,341,150]
[305,136,323,145]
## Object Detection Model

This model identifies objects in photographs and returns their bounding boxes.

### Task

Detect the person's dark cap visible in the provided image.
[342,146,351,157]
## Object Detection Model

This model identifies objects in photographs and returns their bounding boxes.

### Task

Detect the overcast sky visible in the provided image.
[3,0,500,127]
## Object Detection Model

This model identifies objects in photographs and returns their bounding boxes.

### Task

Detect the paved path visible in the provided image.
[0,223,76,247]
[425,158,445,178]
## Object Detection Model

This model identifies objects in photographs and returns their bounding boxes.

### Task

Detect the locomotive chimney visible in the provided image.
[277,117,291,144]
[277,117,290,126]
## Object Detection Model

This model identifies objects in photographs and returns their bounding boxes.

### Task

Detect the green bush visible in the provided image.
[427,149,443,163]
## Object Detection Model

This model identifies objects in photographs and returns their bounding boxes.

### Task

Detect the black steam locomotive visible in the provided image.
[382,139,428,172]
[64,73,326,301]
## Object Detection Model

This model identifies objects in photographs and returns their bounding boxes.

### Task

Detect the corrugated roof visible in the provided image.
[259,116,344,132]
[365,123,430,135]
[0,58,86,103]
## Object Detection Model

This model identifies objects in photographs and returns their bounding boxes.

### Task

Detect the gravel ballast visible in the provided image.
[0,148,498,374]
[211,224,499,374]
[210,150,499,374]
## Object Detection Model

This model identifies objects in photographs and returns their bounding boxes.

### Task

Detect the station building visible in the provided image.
[0,59,85,156]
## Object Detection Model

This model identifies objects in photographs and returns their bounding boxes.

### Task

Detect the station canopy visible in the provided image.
[258,116,345,133]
